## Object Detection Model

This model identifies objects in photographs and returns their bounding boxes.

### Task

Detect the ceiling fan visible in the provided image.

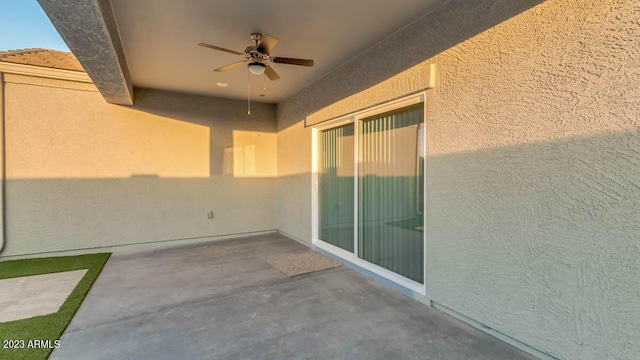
[198,33,314,81]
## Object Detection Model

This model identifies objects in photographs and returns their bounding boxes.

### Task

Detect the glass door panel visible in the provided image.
[358,104,424,283]
[318,124,355,252]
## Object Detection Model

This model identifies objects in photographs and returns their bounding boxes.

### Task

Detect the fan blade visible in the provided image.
[264,64,280,81]
[214,60,247,72]
[271,57,314,67]
[198,43,244,56]
[257,34,279,54]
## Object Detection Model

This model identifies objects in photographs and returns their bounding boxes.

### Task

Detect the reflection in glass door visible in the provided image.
[318,124,354,252]
[358,104,424,283]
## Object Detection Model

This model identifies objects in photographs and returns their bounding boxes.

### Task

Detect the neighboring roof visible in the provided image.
[0,48,85,72]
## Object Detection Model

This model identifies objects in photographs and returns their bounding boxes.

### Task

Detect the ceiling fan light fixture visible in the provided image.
[248,62,266,75]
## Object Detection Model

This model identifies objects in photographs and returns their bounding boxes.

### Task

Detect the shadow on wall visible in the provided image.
[2,85,279,256]
[6,86,277,180]
[4,175,278,256]
[277,0,547,129]
[130,89,277,178]
[431,128,640,360]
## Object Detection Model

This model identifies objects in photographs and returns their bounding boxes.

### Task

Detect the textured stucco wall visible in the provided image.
[426,1,640,359]
[2,75,277,256]
[276,0,640,359]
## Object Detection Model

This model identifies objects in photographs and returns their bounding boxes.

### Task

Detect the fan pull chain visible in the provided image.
[263,73,267,91]
[247,67,251,115]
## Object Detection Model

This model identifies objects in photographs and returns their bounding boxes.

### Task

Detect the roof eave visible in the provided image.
[37,0,134,105]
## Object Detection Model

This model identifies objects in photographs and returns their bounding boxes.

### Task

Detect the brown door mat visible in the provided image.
[266,251,342,277]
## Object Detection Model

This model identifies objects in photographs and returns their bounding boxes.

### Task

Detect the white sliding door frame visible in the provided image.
[312,92,428,296]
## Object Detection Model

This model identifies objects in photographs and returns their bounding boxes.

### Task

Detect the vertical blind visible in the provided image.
[358,103,424,283]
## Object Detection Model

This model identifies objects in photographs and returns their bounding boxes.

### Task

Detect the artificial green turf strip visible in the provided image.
[0,253,111,360]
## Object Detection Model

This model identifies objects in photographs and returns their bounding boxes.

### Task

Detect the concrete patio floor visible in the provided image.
[51,233,537,360]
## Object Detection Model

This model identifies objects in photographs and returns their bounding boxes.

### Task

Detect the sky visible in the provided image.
[0,0,69,51]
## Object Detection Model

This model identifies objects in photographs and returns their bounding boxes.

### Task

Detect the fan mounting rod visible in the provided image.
[250,33,262,45]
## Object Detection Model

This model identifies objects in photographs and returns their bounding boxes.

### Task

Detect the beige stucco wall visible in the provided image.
[2,75,277,256]
[276,0,640,359]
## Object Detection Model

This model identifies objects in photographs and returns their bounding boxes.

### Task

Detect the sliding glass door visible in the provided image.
[314,95,425,290]
[318,124,354,252]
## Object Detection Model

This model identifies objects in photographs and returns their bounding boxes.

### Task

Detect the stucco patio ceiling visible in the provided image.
[110,0,448,102]
[38,0,448,104]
